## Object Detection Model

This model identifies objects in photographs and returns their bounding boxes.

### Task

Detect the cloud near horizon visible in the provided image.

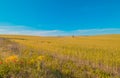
[0,25,120,36]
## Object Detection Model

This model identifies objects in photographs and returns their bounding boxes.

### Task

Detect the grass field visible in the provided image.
[0,34,120,78]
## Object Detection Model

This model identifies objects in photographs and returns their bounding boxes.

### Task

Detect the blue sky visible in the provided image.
[0,0,120,36]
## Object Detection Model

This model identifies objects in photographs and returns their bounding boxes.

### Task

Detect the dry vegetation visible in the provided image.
[0,35,120,78]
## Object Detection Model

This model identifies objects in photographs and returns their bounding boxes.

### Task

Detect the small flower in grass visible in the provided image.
[30,59,35,64]
[0,61,2,64]
[37,55,45,61]
[5,55,19,63]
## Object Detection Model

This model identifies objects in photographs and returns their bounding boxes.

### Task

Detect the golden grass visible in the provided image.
[0,34,120,78]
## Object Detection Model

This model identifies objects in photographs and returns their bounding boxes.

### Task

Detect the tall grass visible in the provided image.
[0,35,120,78]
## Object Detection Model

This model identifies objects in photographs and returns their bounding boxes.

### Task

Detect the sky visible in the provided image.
[0,0,120,36]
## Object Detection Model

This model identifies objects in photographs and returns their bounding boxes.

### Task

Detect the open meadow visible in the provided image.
[0,35,120,78]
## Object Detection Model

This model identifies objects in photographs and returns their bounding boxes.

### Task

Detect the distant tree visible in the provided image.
[72,35,75,38]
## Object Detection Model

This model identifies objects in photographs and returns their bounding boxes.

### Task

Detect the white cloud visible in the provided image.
[0,25,120,36]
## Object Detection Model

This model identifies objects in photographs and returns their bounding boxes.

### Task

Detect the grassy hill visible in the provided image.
[0,34,120,78]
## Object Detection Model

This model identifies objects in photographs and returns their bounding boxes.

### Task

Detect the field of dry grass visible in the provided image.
[0,34,120,78]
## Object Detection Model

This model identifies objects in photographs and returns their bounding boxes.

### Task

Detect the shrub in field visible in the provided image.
[5,55,19,63]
